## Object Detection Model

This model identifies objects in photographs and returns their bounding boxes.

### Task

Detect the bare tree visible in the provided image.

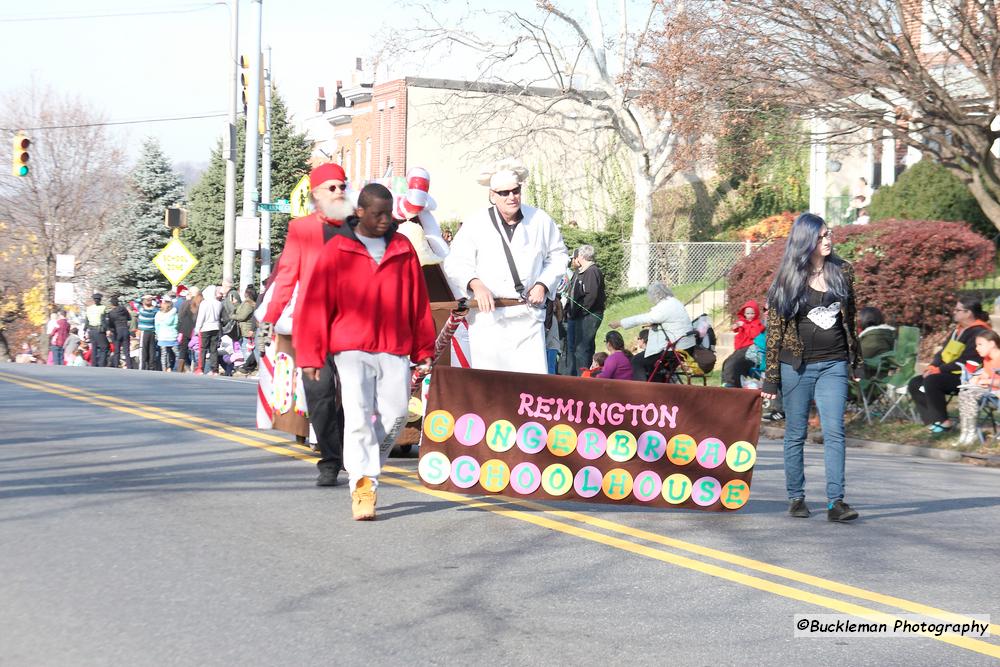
[727,0,1000,230]
[0,82,128,316]
[391,0,746,286]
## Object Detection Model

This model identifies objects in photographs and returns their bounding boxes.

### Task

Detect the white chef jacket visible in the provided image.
[444,204,569,373]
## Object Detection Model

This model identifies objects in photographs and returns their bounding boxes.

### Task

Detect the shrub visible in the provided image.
[560,226,627,300]
[869,161,994,238]
[736,212,796,241]
[726,220,995,334]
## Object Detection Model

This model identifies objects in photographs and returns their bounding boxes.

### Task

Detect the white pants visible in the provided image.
[467,304,547,374]
[334,350,410,491]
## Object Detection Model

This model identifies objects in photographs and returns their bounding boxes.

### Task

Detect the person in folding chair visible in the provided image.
[955,330,1000,447]
[608,282,696,383]
[761,214,862,523]
[907,296,990,434]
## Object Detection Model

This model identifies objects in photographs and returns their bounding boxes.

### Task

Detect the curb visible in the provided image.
[758,424,963,462]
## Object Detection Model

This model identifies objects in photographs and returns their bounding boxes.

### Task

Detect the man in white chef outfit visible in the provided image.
[444,158,569,374]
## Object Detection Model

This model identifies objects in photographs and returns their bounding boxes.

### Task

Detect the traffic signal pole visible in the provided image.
[238,0,263,294]
[260,46,273,285]
[222,0,239,288]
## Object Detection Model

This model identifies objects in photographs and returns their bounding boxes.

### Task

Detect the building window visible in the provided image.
[355,140,362,184]
[365,138,372,180]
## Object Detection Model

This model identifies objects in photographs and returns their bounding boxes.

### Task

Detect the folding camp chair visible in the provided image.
[873,325,921,423]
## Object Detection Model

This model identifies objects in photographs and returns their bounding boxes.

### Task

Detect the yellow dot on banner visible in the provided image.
[486,419,517,452]
[423,410,455,442]
[541,463,572,496]
[721,480,751,509]
[546,424,578,457]
[662,473,692,504]
[606,430,637,462]
[726,441,757,473]
[601,468,634,500]
[479,459,511,493]
[666,434,696,466]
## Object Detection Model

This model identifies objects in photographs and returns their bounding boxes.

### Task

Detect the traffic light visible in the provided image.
[240,54,250,114]
[11,133,29,177]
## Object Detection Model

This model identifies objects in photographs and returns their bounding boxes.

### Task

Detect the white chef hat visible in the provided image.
[477,157,529,190]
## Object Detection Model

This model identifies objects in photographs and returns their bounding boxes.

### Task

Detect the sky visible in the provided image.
[0,1,623,172]
[0,0,467,168]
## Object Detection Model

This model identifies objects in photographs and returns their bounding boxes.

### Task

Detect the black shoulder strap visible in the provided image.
[488,206,524,294]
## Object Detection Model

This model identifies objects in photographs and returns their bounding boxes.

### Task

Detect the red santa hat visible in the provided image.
[392,167,433,221]
[309,162,346,189]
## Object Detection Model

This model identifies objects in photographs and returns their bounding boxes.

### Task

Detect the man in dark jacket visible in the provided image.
[565,244,606,376]
[107,296,133,369]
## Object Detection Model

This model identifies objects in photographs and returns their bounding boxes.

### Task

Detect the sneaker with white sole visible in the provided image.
[351,477,377,521]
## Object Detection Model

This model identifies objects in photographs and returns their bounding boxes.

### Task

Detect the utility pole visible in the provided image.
[260,45,273,285]
[222,0,239,287]
[238,0,263,293]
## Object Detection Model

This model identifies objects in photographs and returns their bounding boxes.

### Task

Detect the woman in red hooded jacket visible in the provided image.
[721,300,766,387]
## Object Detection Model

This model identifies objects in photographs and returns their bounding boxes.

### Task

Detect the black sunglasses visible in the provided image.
[493,186,521,197]
[327,183,347,192]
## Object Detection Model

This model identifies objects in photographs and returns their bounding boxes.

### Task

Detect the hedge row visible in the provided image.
[726,220,995,333]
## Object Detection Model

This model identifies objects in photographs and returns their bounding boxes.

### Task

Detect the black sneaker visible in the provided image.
[768,411,785,421]
[316,467,340,487]
[827,500,859,523]
[788,498,810,518]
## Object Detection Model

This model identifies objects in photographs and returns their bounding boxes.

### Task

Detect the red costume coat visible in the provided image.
[262,212,344,326]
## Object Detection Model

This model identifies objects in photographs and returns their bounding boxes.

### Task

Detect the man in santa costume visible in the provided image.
[263,162,352,487]
[443,158,568,374]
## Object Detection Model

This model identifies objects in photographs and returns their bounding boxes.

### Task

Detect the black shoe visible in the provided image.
[788,498,810,518]
[316,468,340,487]
[768,411,785,421]
[827,500,859,522]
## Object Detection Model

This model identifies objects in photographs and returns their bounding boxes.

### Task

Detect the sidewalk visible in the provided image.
[758,423,1000,467]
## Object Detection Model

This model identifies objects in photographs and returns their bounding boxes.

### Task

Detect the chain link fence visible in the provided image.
[621,242,759,289]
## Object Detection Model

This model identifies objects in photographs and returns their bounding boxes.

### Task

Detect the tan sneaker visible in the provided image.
[351,477,377,521]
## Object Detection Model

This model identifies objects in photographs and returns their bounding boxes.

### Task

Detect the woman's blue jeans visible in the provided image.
[780,359,849,503]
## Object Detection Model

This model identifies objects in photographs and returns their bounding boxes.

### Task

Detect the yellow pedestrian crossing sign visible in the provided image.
[153,237,199,287]
[290,174,312,218]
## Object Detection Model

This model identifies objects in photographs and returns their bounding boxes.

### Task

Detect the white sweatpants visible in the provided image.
[467,304,547,374]
[334,350,411,491]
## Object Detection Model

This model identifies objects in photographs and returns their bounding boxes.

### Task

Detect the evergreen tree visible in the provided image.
[186,87,311,287]
[98,138,186,296]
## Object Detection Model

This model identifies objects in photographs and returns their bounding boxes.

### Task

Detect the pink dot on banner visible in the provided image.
[454,413,486,446]
[632,471,663,502]
[637,431,667,462]
[576,428,607,460]
[573,466,604,498]
[692,476,722,506]
[450,456,481,489]
[696,438,727,469]
[510,462,541,495]
[517,421,548,454]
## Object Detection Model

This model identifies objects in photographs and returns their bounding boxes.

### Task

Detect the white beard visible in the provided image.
[318,198,355,221]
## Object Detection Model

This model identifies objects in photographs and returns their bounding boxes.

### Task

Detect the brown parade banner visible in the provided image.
[418,366,762,511]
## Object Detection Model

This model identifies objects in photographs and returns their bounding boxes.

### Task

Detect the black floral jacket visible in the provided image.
[762,262,861,394]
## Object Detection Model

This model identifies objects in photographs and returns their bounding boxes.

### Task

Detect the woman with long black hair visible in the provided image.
[762,213,861,523]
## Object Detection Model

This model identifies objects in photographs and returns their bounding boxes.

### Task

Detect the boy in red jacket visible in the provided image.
[296,183,436,520]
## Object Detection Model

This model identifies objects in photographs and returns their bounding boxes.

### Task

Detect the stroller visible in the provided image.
[645,329,709,385]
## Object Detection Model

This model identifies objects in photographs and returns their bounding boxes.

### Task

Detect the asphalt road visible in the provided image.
[1,364,999,666]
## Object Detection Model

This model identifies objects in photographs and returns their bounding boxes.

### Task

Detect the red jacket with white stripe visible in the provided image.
[262,212,344,325]
[293,221,437,369]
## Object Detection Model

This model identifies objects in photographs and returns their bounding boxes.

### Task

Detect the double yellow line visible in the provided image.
[2,370,998,659]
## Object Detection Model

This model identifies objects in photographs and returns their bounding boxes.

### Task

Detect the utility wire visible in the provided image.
[0,3,220,23]
[1,112,228,133]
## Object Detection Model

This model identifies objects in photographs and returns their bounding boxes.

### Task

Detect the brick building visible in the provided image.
[304,75,623,225]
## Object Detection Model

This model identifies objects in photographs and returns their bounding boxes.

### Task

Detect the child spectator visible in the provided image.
[721,300,765,387]
[296,183,435,521]
[581,352,608,378]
